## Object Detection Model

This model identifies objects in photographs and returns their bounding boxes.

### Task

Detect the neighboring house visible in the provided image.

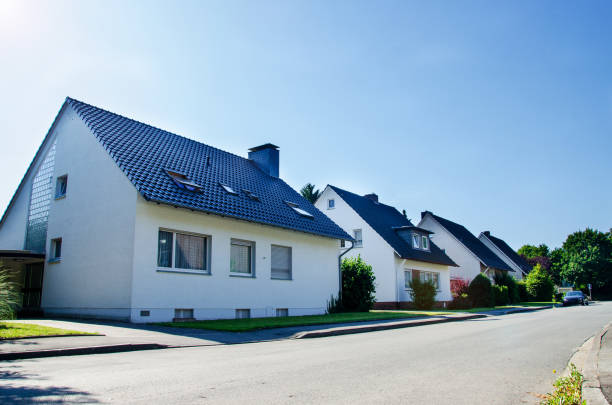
[418,211,514,285]
[0,97,351,322]
[314,186,457,308]
[478,231,531,280]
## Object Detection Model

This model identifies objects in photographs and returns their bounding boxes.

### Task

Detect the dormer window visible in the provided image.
[166,169,201,192]
[285,201,314,219]
[412,233,430,251]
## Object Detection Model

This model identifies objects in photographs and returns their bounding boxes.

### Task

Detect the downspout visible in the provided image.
[338,240,355,301]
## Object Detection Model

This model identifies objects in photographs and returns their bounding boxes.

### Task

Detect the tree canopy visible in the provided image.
[517,244,550,259]
[300,183,321,204]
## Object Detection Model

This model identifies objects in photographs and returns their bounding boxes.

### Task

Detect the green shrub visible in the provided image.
[326,295,343,314]
[493,285,510,306]
[494,272,520,304]
[408,278,437,310]
[341,256,376,312]
[468,273,493,307]
[448,293,472,309]
[554,292,564,303]
[541,363,585,405]
[526,264,555,302]
[0,268,20,320]
[518,280,530,302]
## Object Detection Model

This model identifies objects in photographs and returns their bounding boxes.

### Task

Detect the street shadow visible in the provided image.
[0,365,98,404]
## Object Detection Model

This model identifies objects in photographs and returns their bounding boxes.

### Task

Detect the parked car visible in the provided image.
[562,291,589,306]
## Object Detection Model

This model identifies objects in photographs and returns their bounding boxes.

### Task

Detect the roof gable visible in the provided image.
[63,98,350,240]
[481,232,532,273]
[421,211,513,272]
[328,186,456,266]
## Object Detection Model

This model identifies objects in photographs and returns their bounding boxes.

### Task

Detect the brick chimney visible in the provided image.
[248,144,279,177]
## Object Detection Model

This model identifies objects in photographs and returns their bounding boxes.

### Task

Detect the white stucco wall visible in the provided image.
[41,106,138,320]
[418,214,482,282]
[315,187,397,302]
[479,234,525,280]
[315,187,451,304]
[130,198,340,323]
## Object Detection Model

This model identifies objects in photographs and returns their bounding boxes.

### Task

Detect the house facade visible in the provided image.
[0,98,351,323]
[418,211,514,285]
[315,186,457,308]
[478,231,531,280]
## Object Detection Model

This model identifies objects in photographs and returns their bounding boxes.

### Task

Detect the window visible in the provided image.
[276,308,289,317]
[412,234,420,249]
[419,271,440,290]
[174,308,194,320]
[231,239,254,275]
[271,245,292,280]
[354,229,363,247]
[220,183,238,195]
[157,229,209,272]
[285,201,314,219]
[166,169,201,192]
[328,199,335,209]
[235,309,251,319]
[340,239,346,248]
[50,238,62,261]
[55,175,67,198]
[404,270,412,289]
[422,235,429,250]
[242,189,260,201]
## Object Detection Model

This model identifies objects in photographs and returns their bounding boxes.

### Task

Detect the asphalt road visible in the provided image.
[2,302,611,405]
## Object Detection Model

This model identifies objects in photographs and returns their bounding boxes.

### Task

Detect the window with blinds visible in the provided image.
[157,229,209,272]
[230,239,254,275]
[271,245,292,280]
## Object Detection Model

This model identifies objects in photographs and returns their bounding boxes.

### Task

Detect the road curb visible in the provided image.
[495,306,551,315]
[582,322,611,405]
[0,343,168,361]
[292,314,487,339]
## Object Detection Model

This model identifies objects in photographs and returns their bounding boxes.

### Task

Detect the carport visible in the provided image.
[0,250,46,316]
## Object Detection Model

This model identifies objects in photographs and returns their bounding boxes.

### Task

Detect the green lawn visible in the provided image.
[0,322,96,339]
[158,311,427,332]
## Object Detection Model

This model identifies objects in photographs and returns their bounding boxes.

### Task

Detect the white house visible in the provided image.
[315,186,457,308]
[418,211,515,287]
[0,97,351,323]
[478,231,531,280]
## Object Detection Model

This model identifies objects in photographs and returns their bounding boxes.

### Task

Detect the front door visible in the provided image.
[22,263,44,312]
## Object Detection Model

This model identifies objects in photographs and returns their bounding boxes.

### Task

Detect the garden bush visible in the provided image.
[494,272,520,304]
[526,264,555,302]
[493,285,510,306]
[450,278,470,298]
[0,268,20,320]
[518,280,530,302]
[468,273,493,307]
[408,278,437,310]
[341,256,376,312]
[448,294,472,309]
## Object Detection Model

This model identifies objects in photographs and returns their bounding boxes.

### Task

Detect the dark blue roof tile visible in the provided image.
[67,98,350,240]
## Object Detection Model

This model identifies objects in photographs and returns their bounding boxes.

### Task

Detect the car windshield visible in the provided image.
[566,292,582,297]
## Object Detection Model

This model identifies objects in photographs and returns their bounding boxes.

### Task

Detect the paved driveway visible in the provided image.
[1,302,610,404]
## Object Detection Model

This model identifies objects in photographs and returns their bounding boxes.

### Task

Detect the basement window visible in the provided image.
[285,201,314,219]
[166,169,201,192]
[220,183,238,195]
[235,309,251,319]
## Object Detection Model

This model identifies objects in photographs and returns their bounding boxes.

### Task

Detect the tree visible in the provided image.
[525,264,555,301]
[300,183,321,204]
[548,248,566,285]
[518,244,550,259]
[560,228,612,290]
[341,256,376,312]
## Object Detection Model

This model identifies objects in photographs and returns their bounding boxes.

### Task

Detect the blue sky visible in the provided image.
[0,0,610,249]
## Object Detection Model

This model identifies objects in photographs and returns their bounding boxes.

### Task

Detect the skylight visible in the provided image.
[242,189,260,201]
[220,183,238,195]
[166,169,201,192]
[285,201,314,219]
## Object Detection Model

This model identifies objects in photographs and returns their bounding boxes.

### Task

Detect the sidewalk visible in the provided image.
[599,326,612,404]
[0,306,549,361]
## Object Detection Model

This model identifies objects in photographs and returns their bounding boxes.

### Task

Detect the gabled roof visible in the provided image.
[480,231,532,274]
[421,211,514,272]
[328,186,457,266]
[8,97,350,240]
